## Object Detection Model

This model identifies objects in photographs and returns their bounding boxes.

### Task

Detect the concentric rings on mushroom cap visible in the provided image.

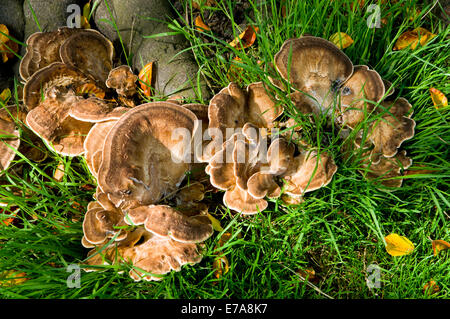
[97,102,199,209]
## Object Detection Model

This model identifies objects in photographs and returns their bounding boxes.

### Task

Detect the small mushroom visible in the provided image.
[360,150,412,188]
[125,204,213,243]
[25,87,94,156]
[97,102,199,209]
[367,97,415,162]
[81,202,128,248]
[274,36,354,112]
[337,65,385,129]
[281,149,338,195]
[59,29,114,86]
[105,65,138,97]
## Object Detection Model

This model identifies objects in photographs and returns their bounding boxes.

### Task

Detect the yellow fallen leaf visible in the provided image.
[297,267,319,284]
[206,213,223,232]
[423,280,440,295]
[229,26,259,49]
[384,233,414,256]
[0,24,18,63]
[138,62,154,97]
[393,27,436,50]
[195,15,210,32]
[0,88,11,104]
[429,88,448,109]
[432,239,450,256]
[329,32,354,49]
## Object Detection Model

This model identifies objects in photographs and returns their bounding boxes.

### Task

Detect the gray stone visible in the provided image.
[23,0,84,39]
[0,0,25,41]
[93,0,207,99]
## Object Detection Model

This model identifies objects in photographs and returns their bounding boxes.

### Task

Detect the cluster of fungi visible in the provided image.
[0,28,415,281]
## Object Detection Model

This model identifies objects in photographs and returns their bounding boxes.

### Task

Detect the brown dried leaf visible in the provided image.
[423,280,440,295]
[229,26,259,49]
[432,239,450,256]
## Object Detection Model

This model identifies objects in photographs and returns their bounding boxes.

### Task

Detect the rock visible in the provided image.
[93,0,207,99]
[0,0,25,41]
[23,0,84,39]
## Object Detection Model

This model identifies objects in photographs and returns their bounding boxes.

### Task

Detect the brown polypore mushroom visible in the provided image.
[59,29,114,86]
[19,27,78,81]
[97,102,199,209]
[25,87,93,156]
[360,150,412,188]
[367,97,415,163]
[105,65,138,97]
[281,149,338,195]
[203,82,284,161]
[336,65,385,129]
[85,227,204,281]
[274,36,353,113]
[125,204,213,243]
[23,62,100,111]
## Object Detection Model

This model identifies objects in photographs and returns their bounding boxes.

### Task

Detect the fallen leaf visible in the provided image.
[138,62,154,97]
[0,88,11,104]
[393,27,436,50]
[212,255,229,279]
[226,56,244,82]
[0,24,19,63]
[53,161,65,182]
[206,213,223,232]
[192,0,216,10]
[75,83,105,99]
[423,280,440,295]
[229,26,259,49]
[432,239,450,256]
[329,32,354,49]
[1,208,17,226]
[297,267,319,284]
[195,15,210,32]
[429,88,448,109]
[384,233,415,256]
[0,270,28,287]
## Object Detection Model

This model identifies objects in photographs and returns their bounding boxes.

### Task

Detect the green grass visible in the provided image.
[0,0,449,299]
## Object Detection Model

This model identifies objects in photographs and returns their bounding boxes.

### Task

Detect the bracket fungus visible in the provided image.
[0,107,23,172]
[97,102,199,209]
[106,65,138,97]
[274,36,353,114]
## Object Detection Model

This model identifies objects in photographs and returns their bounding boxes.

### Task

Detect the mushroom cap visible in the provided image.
[125,205,213,243]
[0,107,22,172]
[246,82,284,129]
[97,102,199,209]
[59,29,114,86]
[223,185,268,214]
[83,120,118,178]
[282,149,338,195]
[82,204,127,247]
[360,150,412,188]
[105,65,138,97]
[337,65,385,129]
[368,97,415,162]
[19,27,78,81]
[274,36,353,111]
[85,227,204,281]
[25,88,94,156]
[23,62,98,111]
[69,97,128,123]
